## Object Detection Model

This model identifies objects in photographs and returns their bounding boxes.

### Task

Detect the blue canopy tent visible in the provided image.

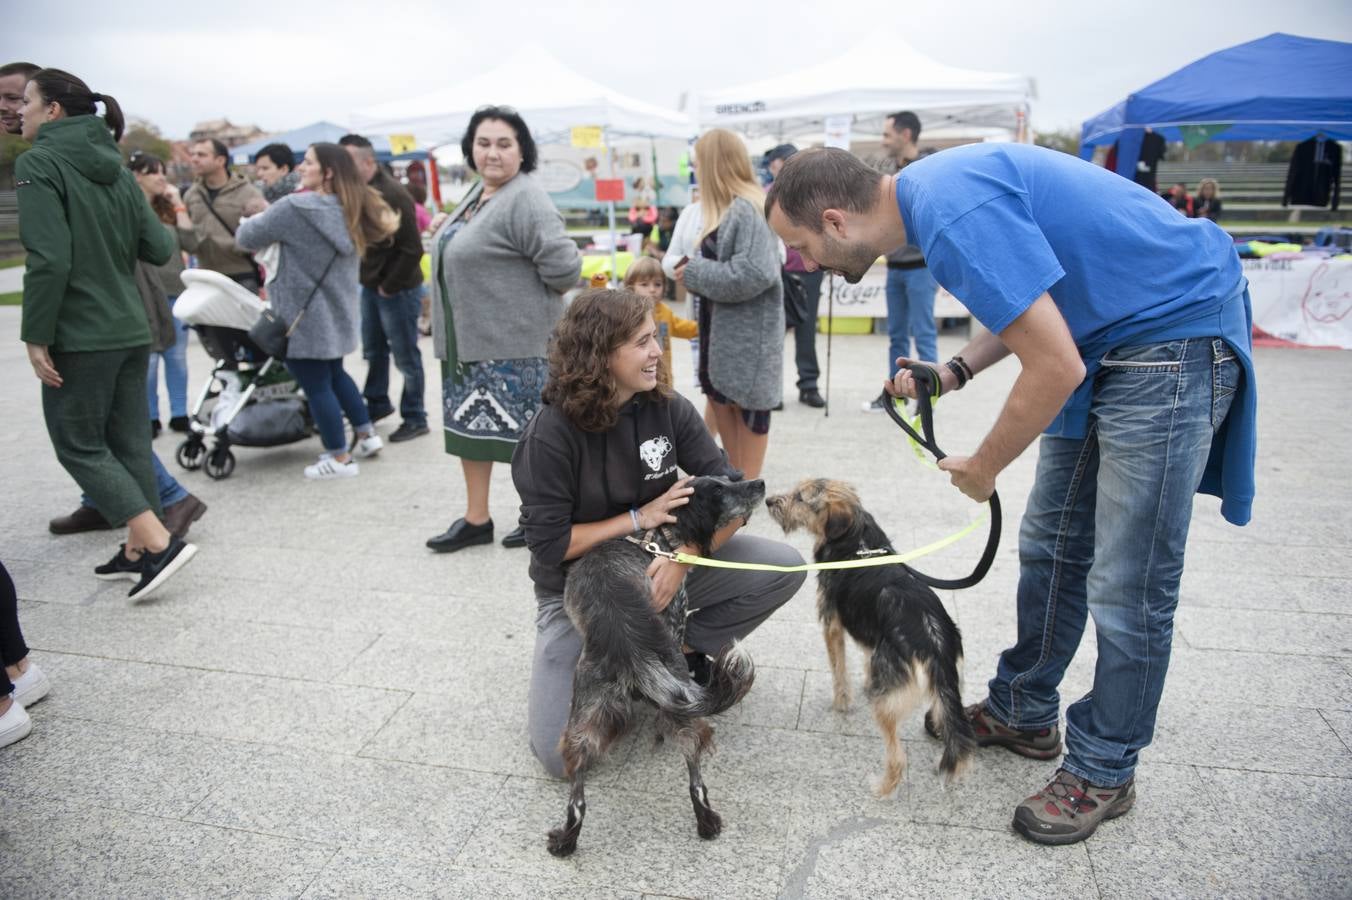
[228,120,430,166]
[1079,33,1352,178]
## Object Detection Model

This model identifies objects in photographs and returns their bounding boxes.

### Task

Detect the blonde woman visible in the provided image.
[237,142,398,479]
[672,129,783,479]
[1193,178,1222,222]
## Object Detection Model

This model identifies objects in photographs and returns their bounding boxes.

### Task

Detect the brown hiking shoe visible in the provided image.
[1012,768,1135,845]
[924,699,1062,759]
[49,505,113,535]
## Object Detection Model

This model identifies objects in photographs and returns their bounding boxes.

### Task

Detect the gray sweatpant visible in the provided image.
[528,533,805,778]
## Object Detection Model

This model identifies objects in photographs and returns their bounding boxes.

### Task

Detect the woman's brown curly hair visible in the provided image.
[543,288,672,432]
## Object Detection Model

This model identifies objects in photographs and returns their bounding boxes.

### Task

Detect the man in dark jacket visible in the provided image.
[340,134,428,442]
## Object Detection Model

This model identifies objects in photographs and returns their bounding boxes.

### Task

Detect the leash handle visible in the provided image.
[881,362,1002,591]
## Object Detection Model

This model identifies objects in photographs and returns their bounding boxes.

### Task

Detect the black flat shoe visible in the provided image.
[799,389,826,408]
[501,525,527,548]
[426,518,493,553]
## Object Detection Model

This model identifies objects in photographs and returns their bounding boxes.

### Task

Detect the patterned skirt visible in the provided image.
[441,356,547,462]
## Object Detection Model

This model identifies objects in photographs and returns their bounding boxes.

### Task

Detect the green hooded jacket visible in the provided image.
[17,115,173,351]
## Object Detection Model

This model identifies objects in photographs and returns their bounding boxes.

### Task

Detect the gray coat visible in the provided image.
[682,197,784,410]
[429,173,581,362]
[236,193,359,360]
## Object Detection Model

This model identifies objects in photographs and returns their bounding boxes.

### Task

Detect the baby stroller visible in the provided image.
[172,270,313,479]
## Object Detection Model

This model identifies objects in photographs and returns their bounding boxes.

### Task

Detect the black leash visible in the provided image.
[881,364,1002,590]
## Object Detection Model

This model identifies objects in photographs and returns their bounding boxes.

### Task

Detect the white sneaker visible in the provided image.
[12,662,49,708]
[305,457,359,480]
[352,433,383,459]
[0,697,32,748]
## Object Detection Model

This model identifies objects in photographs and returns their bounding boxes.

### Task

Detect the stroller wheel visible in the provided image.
[177,438,206,471]
[204,448,236,481]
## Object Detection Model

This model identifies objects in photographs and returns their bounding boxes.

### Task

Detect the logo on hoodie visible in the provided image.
[639,435,674,477]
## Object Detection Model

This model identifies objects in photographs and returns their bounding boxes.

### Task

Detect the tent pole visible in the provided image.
[604,126,619,287]
[824,274,834,418]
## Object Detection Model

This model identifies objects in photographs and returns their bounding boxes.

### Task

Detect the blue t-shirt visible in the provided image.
[897,143,1255,525]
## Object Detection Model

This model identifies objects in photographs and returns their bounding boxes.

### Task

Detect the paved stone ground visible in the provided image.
[1,304,1349,898]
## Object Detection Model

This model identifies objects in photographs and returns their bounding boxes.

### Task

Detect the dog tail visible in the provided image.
[927,655,977,782]
[635,642,756,719]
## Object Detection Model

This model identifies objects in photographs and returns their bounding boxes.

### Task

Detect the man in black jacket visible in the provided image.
[341,134,428,442]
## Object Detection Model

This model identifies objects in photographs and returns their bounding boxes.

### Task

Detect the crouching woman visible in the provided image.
[510,289,805,777]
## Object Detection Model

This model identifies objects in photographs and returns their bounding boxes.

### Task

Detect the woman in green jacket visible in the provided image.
[17,68,197,601]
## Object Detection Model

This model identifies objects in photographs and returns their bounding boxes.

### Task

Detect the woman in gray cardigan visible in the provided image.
[674,128,784,480]
[425,107,582,554]
[237,143,397,480]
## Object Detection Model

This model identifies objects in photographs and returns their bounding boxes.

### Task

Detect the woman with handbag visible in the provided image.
[672,129,784,479]
[423,106,582,553]
[237,143,398,480]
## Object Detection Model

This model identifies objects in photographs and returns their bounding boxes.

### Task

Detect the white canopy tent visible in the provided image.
[350,44,694,145]
[694,33,1035,142]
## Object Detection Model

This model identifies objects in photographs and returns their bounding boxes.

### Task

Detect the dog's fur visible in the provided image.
[547,475,764,857]
[766,478,977,796]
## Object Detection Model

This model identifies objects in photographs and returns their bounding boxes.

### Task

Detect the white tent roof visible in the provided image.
[351,45,694,145]
[695,33,1035,140]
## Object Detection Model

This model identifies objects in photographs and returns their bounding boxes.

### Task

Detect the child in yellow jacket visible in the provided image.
[623,256,697,385]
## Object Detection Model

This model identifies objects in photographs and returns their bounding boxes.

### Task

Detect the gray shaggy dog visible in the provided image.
[547,476,763,857]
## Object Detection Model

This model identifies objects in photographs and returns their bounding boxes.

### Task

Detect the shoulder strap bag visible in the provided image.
[247,250,339,360]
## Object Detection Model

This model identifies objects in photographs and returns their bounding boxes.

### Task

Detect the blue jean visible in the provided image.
[985,337,1239,788]
[360,285,426,427]
[884,266,938,374]
[286,357,372,454]
[81,451,187,511]
[147,296,190,420]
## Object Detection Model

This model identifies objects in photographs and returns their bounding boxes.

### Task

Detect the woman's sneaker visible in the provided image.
[128,537,198,601]
[12,662,50,708]
[0,697,33,749]
[352,433,383,459]
[94,544,142,582]
[305,456,359,479]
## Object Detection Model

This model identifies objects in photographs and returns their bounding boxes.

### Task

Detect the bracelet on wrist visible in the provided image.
[944,359,969,390]
[953,355,974,381]
[173,205,188,214]
[629,508,641,533]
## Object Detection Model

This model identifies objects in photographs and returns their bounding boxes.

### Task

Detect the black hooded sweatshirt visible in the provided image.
[511,391,738,596]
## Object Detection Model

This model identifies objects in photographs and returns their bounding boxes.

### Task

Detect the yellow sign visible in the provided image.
[389,134,417,155]
[571,126,604,149]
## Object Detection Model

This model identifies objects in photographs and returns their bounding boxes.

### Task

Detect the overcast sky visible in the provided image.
[8,0,1350,141]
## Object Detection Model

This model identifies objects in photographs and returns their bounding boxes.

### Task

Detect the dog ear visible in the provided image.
[823,500,857,542]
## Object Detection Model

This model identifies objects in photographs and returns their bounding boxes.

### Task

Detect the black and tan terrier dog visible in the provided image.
[547,476,763,857]
[766,478,976,796]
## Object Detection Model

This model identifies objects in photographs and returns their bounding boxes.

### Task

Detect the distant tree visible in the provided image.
[121,119,172,163]
[1034,129,1080,156]
[0,133,32,188]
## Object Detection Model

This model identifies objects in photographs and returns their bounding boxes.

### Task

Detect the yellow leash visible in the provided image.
[631,502,990,572]
[632,390,991,575]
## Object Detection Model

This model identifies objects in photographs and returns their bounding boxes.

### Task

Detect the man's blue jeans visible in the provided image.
[81,451,187,511]
[360,285,426,427]
[985,337,1240,788]
[147,296,190,420]
[884,265,938,374]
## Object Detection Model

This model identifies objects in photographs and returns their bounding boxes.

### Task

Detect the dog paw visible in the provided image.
[546,828,578,857]
[872,770,905,799]
[696,809,724,839]
[831,696,852,713]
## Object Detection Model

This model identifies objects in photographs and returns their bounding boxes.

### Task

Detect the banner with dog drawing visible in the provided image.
[1245,256,1352,350]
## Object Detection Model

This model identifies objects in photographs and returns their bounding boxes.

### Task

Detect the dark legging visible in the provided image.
[285,357,372,453]
[1,562,26,698]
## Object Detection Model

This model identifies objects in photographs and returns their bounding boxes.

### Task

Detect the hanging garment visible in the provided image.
[1284,137,1343,210]
[1134,131,1167,192]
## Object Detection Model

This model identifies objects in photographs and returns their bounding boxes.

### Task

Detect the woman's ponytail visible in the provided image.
[30,68,124,141]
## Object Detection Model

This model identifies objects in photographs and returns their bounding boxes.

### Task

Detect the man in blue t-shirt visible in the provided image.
[767,144,1256,846]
